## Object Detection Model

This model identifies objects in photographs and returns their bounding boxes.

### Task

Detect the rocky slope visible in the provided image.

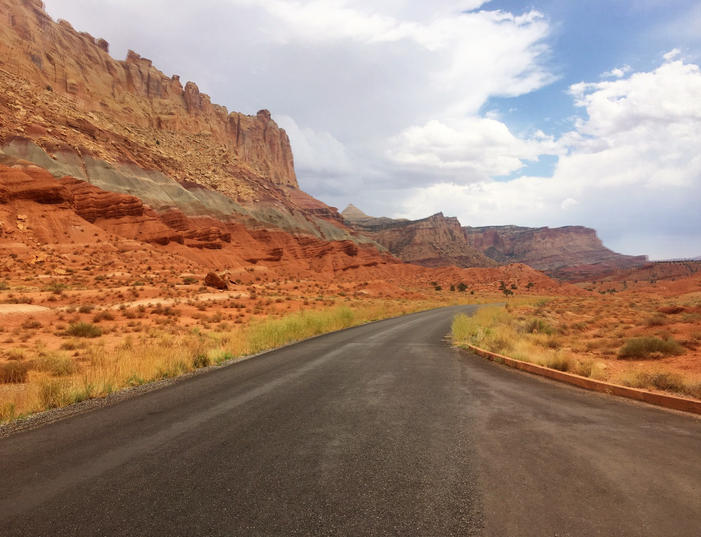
[0,1,580,296]
[343,206,647,280]
[0,159,579,298]
[0,0,348,239]
[0,162,397,278]
[463,225,647,280]
[341,206,497,268]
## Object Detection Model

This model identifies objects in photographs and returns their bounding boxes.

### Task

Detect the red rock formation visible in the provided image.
[342,207,497,268]
[463,225,647,280]
[0,165,66,203]
[0,0,297,199]
[343,205,647,280]
[0,162,402,278]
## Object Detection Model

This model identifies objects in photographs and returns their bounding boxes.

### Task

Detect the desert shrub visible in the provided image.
[545,355,571,372]
[0,402,17,422]
[543,337,562,349]
[6,349,26,361]
[59,340,81,351]
[65,322,102,338]
[78,305,95,314]
[490,335,513,354]
[525,318,554,335]
[0,280,9,291]
[684,383,701,400]
[572,359,593,378]
[645,315,666,327]
[182,276,198,285]
[192,353,211,369]
[35,354,77,377]
[21,319,42,330]
[623,371,686,394]
[0,362,30,383]
[650,372,685,392]
[92,311,115,323]
[39,380,72,409]
[618,337,684,359]
[45,282,68,294]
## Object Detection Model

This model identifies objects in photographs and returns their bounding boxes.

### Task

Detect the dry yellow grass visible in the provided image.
[452,303,701,400]
[0,298,473,422]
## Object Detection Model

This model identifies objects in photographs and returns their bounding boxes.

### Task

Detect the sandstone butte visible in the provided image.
[0,0,584,297]
[342,205,648,282]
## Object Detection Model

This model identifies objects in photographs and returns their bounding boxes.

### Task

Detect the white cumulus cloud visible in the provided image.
[399,56,701,258]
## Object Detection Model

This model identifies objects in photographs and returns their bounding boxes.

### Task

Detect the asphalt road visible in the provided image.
[1,305,700,536]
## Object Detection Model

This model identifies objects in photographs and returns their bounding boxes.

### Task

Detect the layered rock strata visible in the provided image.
[342,207,497,269]
[0,0,347,239]
[343,206,647,280]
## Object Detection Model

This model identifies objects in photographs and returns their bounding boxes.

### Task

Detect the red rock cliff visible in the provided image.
[342,207,496,268]
[463,225,647,280]
[343,205,647,279]
[0,0,298,200]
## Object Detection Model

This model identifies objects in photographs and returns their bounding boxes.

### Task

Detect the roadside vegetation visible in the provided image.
[452,297,701,401]
[0,297,473,423]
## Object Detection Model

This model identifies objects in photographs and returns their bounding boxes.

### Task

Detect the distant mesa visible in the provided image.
[342,205,647,280]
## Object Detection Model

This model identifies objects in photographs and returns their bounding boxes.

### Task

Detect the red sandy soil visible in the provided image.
[522,271,701,385]
[0,162,577,366]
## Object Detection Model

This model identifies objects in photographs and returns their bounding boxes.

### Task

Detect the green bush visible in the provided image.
[618,337,684,359]
[65,322,102,338]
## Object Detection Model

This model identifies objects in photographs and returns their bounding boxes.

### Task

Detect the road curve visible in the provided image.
[1,305,700,536]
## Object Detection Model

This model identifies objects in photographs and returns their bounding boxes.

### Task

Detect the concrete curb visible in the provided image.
[462,344,701,415]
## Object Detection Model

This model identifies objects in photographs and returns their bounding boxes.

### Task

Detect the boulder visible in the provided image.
[204,272,228,290]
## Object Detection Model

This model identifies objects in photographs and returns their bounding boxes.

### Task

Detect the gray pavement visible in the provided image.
[1,305,700,536]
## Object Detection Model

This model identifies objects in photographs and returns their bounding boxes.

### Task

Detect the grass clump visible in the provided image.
[618,337,684,360]
[192,353,211,369]
[543,355,571,372]
[645,314,667,327]
[0,362,30,384]
[39,380,73,409]
[622,371,687,394]
[65,322,102,338]
[35,353,78,377]
[525,318,554,335]
[452,308,515,351]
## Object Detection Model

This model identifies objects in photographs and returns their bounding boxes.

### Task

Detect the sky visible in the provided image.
[43,0,701,260]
